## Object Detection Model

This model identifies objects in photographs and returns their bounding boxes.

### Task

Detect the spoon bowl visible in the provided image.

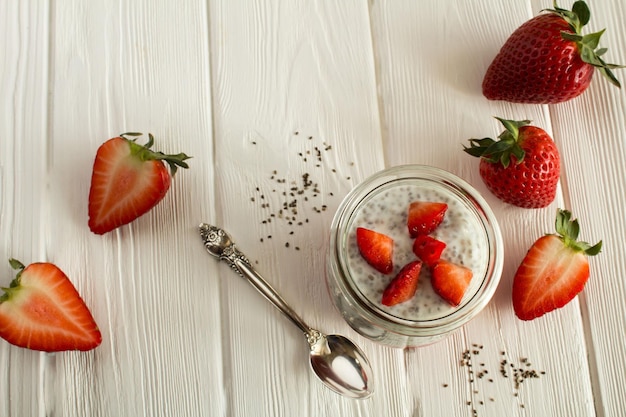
[308,333,372,398]
[199,223,373,399]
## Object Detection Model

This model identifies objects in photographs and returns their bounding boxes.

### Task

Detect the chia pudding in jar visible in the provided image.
[327,165,503,348]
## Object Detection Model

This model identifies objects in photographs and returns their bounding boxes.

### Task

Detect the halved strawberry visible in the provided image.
[407,201,448,237]
[356,227,393,274]
[512,209,602,320]
[382,261,422,306]
[0,259,102,352]
[431,260,473,306]
[412,235,447,268]
[88,132,191,235]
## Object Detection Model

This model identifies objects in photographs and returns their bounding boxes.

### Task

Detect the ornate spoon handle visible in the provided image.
[199,223,312,335]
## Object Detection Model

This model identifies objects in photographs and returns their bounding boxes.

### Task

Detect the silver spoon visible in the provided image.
[198,223,373,399]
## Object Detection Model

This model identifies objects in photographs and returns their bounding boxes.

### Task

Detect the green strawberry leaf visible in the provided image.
[582,30,604,50]
[547,1,623,88]
[596,47,608,57]
[572,1,590,26]
[124,133,192,176]
[463,118,530,168]
[554,209,602,256]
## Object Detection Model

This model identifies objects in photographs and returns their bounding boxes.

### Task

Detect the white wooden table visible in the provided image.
[2,1,625,416]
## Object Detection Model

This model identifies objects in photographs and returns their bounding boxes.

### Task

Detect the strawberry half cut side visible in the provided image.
[356,227,394,274]
[382,261,422,306]
[512,209,602,320]
[88,132,191,235]
[0,259,102,352]
[407,201,448,238]
[431,260,473,306]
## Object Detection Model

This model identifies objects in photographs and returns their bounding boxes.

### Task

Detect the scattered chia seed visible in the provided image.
[249,131,356,250]
[454,344,545,415]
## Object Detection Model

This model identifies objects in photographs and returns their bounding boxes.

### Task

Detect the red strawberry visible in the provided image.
[88,132,191,235]
[412,235,446,268]
[356,227,394,274]
[512,209,601,320]
[482,1,623,104]
[464,118,560,209]
[431,260,473,306]
[382,261,422,306]
[407,201,448,237]
[0,259,102,352]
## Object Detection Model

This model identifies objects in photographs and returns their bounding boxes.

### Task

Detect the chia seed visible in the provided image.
[455,345,546,414]
[250,132,355,250]
[346,183,490,321]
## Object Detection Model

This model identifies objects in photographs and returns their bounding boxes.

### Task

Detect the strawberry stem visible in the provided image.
[547,1,624,88]
[1,259,25,302]
[463,117,530,168]
[121,133,192,176]
[553,209,602,255]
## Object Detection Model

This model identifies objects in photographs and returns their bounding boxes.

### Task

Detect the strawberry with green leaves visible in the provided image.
[482,1,623,104]
[0,259,102,352]
[464,118,560,209]
[88,132,191,235]
[513,209,601,320]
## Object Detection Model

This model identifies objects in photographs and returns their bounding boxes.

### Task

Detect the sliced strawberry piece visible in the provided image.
[431,260,473,306]
[412,235,447,268]
[382,261,422,306]
[513,209,602,320]
[88,132,191,235]
[356,227,393,274]
[407,201,448,237]
[0,259,102,352]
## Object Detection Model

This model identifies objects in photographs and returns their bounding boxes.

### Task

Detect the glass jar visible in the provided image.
[327,165,503,348]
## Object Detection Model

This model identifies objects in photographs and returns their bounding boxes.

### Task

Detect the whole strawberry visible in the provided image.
[482,1,623,104]
[88,132,190,234]
[464,118,560,208]
[512,209,601,320]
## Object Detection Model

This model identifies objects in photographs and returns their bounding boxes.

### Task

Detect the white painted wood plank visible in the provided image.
[0,1,51,417]
[208,0,390,415]
[43,1,221,416]
[547,2,626,416]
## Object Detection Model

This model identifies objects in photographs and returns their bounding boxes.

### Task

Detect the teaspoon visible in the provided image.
[198,223,373,399]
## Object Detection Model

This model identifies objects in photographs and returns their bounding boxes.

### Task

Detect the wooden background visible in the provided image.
[1,0,624,416]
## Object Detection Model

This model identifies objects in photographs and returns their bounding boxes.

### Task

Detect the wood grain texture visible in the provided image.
[1,1,50,417]
[539,2,626,417]
[1,0,625,416]
[208,1,385,415]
